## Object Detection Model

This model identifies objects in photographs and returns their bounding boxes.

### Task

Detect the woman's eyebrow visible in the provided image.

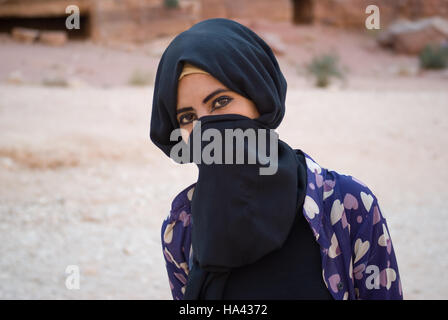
[177,88,231,113]
[176,106,194,115]
[202,88,230,104]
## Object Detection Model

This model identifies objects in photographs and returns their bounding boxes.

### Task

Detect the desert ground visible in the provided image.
[0,21,447,299]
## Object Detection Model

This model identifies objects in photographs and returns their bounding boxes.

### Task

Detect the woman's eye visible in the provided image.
[211,96,233,111]
[179,113,197,125]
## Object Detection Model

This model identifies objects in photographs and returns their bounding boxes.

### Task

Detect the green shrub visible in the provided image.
[305,54,344,88]
[41,76,69,87]
[164,0,179,8]
[419,44,448,70]
[128,70,154,86]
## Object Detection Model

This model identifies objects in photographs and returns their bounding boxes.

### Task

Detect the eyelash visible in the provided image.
[211,95,233,111]
[178,95,234,125]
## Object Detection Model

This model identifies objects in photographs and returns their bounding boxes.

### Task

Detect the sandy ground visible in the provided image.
[0,22,447,299]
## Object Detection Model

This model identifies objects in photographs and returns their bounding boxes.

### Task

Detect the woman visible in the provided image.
[150,18,402,300]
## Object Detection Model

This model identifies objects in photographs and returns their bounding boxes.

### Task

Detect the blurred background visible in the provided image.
[0,0,447,299]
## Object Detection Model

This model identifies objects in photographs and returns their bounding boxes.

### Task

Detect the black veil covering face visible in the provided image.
[150,18,308,299]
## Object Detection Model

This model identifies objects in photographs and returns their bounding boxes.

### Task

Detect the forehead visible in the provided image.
[178,73,225,94]
[177,73,230,109]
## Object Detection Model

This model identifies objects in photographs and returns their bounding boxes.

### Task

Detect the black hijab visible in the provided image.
[150,18,287,156]
[150,18,307,299]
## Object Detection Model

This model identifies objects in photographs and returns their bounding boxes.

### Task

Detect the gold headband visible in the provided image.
[178,62,210,81]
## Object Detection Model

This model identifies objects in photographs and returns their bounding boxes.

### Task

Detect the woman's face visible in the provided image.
[176,73,260,142]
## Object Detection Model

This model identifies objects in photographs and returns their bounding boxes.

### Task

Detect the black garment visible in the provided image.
[186,114,300,271]
[149,18,329,300]
[185,149,333,300]
[222,198,333,300]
